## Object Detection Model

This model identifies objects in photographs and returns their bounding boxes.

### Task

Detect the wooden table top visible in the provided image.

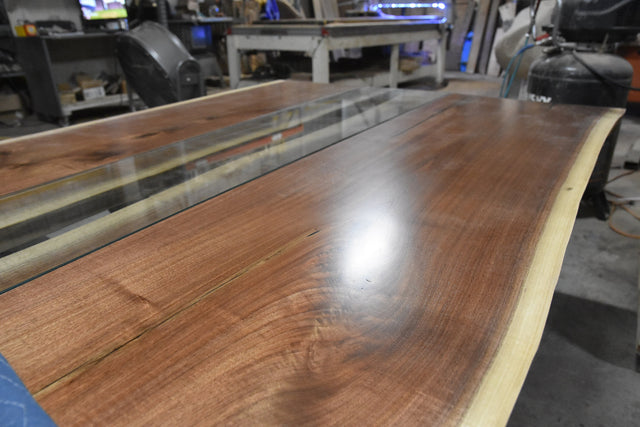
[0,82,623,425]
[0,80,347,198]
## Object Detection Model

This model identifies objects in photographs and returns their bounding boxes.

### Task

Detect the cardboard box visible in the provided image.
[59,92,77,105]
[78,79,104,90]
[14,24,37,37]
[82,86,106,101]
[0,93,22,113]
[399,56,421,74]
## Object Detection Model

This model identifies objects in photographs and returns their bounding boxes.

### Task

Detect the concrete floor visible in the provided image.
[1,72,639,425]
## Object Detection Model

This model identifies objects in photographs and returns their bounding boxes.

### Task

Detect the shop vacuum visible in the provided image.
[527,0,640,219]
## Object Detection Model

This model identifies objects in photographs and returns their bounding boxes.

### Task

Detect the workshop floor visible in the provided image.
[1,72,639,426]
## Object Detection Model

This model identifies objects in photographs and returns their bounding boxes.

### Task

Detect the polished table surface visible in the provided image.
[0,82,623,425]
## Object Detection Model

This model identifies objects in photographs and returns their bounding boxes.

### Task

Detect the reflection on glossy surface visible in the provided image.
[0,88,443,292]
[342,211,399,286]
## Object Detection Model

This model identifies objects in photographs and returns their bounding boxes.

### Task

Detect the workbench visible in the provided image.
[0,81,623,425]
[226,18,446,88]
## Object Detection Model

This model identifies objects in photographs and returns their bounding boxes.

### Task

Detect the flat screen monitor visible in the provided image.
[80,0,128,21]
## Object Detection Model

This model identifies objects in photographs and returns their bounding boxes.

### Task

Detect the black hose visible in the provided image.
[157,0,168,28]
[571,50,640,91]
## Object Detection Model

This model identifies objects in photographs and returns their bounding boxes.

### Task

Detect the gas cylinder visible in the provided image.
[527,50,633,218]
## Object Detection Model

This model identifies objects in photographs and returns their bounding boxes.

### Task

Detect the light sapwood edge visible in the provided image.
[459,108,625,427]
[0,81,284,146]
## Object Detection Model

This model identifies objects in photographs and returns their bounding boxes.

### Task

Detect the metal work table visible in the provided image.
[226,18,446,88]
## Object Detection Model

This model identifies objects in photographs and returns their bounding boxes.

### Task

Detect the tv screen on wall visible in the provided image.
[80,0,128,21]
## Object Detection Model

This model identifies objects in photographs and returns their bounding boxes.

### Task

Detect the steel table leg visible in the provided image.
[312,40,330,84]
[389,44,400,88]
[227,36,241,89]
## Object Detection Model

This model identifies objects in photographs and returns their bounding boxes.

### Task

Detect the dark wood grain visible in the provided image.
[0,91,622,425]
[0,81,347,197]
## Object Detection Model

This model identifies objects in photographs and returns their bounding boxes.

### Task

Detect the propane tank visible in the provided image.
[527,50,633,219]
[528,50,632,106]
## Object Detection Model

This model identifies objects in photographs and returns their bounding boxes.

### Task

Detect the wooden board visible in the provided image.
[0,81,347,197]
[0,88,623,425]
[466,0,492,74]
[446,0,475,71]
[477,0,501,74]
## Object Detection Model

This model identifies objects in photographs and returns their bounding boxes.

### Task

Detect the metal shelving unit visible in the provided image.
[16,32,128,125]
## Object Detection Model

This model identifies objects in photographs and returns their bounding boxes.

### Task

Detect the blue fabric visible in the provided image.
[265,0,280,20]
[0,354,56,427]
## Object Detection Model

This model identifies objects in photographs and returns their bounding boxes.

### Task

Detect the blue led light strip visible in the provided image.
[373,2,447,10]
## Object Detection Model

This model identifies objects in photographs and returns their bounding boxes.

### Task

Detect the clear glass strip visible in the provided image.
[0,87,443,293]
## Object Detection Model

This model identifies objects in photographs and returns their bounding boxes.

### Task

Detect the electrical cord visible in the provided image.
[571,50,640,92]
[528,0,542,40]
[500,40,536,98]
[503,42,535,97]
[608,203,640,239]
[500,0,542,98]
[606,169,636,184]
